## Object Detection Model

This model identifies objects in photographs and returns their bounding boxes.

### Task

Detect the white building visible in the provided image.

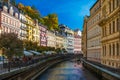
[59,24,74,53]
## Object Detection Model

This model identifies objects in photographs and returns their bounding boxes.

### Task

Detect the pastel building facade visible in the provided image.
[59,24,74,53]
[47,30,56,48]
[34,20,40,44]
[25,15,35,41]
[0,5,20,36]
[74,29,82,54]
[55,33,65,49]
[39,24,47,46]
[19,13,27,40]
[0,5,20,58]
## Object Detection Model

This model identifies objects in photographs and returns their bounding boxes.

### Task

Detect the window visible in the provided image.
[109,1,111,13]
[113,21,115,33]
[113,44,115,56]
[109,44,111,56]
[117,18,119,31]
[109,23,111,34]
[116,0,119,7]
[105,26,106,36]
[105,45,106,56]
[103,27,104,36]
[117,43,119,56]
[113,0,115,10]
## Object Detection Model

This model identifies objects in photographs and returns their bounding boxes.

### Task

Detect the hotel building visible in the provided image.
[99,0,120,68]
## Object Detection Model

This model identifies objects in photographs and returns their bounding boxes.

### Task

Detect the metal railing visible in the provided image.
[0,54,76,75]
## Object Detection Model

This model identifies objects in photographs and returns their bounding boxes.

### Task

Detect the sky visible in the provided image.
[16,0,97,30]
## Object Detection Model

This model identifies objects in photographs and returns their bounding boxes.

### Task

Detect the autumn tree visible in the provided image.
[43,14,59,30]
[0,33,23,61]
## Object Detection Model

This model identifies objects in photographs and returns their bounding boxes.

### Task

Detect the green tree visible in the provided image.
[24,40,38,50]
[0,33,23,61]
[10,0,16,6]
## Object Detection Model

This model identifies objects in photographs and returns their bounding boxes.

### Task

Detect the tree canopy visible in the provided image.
[0,33,23,60]
[17,3,59,31]
[18,3,41,20]
[43,14,59,30]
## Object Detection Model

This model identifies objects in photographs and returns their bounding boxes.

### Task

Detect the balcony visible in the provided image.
[21,19,27,24]
[20,33,27,37]
[20,26,27,31]
[101,32,119,42]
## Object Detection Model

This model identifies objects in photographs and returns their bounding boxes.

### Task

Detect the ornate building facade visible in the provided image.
[99,0,120,68]
[59,24,74,53]
[47,30,56,48]
[82,16,88,58]
[25,15,35,41]
[39,24,47,46]
[19,13,27,40]
[86,0,102,63]
[0,5,20,36]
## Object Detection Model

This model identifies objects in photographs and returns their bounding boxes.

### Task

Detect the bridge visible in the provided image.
[0,54,120,80]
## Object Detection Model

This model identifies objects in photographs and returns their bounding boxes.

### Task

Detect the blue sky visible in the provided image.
[16,0,97,30]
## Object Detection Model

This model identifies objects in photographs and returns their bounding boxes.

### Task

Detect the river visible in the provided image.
[36,60,99,80]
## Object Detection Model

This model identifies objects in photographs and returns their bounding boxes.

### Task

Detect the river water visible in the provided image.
[36,60,99,80]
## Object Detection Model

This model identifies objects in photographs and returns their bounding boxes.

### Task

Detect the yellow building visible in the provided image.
[99,0,120,68]
[55,34,65,49]
[25,15,35,42]
[34,20,40,44]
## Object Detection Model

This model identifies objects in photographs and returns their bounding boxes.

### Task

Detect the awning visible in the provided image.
[24,51,33,56]
[29,50,41,55]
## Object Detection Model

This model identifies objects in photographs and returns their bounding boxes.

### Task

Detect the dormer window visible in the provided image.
[9,6,14,15]
[15,13,18,18]
[3,6,8,12]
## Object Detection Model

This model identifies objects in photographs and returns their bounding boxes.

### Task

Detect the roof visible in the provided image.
[90,0,99,10]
